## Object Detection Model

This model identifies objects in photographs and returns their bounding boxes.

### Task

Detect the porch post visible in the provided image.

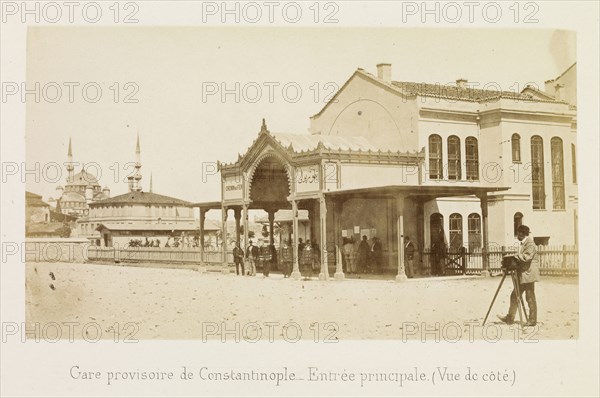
[291,199,301,280]
[199,208,206,264]
[242,203,249,249]
[234,207,242,245]
[319,195,330,280]
[396,195,408,282]
[479,192,490,277]
[267,210,275,246]
[333,198,344,280]
[221,206,229,272]
[417,200,425,276]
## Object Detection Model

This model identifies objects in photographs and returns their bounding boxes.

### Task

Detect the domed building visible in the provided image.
[77,135,198,247]
[50,138,110,217]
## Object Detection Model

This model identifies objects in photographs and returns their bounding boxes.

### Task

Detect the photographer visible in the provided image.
[497,225,541,327]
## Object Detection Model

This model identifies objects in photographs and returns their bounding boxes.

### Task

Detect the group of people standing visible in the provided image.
[232,235,420,278]
[343,235,417,277]
[342,235,382,274]
[231,239,321,278]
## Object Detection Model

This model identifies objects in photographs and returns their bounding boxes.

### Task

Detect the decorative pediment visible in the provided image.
[220,120,295,175]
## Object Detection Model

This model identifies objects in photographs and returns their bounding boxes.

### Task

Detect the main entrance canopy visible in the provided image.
[195,120,509,281]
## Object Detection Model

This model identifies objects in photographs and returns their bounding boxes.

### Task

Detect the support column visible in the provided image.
[479,193,490,277]
[221,206,229,273]
[417,200,425,276]
[242,203,249,249]
[234,207,242,245]
[199,208,206,265]
[396,195,408,282]
[333,199,344,280]
[387,199,395,273]
[291,199,301,280]
[267,210,275,246]
[319,196,330,281]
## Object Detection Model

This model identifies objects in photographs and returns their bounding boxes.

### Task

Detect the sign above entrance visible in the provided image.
[223,175,244,201]
[295,165,320,193]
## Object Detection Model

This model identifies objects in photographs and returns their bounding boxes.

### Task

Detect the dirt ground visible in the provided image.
[25,261,579,341]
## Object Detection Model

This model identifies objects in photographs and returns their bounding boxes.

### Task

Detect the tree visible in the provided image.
[58,225,71,238]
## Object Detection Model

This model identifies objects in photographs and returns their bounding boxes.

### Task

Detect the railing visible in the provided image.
[87,246,233,265]
[421,245,578,276]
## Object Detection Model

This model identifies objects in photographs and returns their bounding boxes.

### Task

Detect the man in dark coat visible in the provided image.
[232,242,245,276]
[279,240,293,277]
[371,237,383,273]
[357,235,370,273]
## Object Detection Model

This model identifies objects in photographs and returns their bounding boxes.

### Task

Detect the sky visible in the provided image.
[25,27,576,204]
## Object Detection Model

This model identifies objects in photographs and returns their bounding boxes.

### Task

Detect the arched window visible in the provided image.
[467,213,481,250]
[465,137,479,180]
[551,137,565,210]
[447,135,461,180]
[513,212,523,236]
[571,143,577,184]
[531,136,545,209]
[428,135,443,180]
[429,213,444,248]
[512,134,521,162]
[449,213,463,249]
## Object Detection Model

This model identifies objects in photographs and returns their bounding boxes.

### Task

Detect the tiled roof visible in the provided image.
[391,81,539,102]
[271,132,380,152]
[26,222,65,235]
[26,191,49,207]
[96,222,198,231]
[90,191,192,207]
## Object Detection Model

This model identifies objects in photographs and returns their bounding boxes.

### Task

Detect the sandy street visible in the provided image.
[25,262,579,341]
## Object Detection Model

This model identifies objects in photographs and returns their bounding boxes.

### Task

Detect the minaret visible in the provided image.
[134,133,142,191]
[66,137,74,183]
[128,133,143,192]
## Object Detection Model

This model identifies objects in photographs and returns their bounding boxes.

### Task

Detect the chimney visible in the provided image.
[456,78,468,89]
[102,186,111,198]
[554,83,565,101]
[376,63,392,82]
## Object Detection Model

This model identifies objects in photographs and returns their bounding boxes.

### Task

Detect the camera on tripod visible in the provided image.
[501,255,518,271]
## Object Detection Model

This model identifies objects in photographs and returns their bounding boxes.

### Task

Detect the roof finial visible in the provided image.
[68,137,72,157]
[149,172,153,193]
[136,132,141,154]
[261,118,268,133]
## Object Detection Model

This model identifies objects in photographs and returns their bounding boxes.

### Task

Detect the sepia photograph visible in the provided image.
[2,1,599,397]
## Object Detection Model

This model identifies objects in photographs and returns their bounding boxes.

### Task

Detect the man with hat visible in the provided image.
[497,224,540,327]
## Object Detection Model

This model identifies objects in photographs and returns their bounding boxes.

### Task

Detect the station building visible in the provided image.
[196,63,577,280]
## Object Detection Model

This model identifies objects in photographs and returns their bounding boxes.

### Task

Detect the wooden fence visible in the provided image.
[421,245,578,276]
[87,246,233,265]
[87,245,578,277]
